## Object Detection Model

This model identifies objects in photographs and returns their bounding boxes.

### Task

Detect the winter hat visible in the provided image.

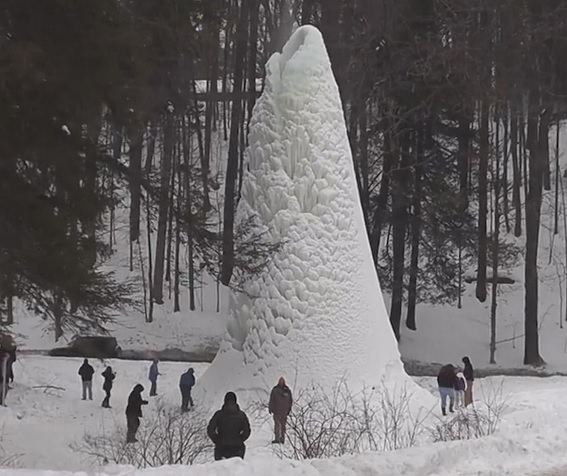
[224,391,237,404]
[134,384,144,392]
[462,356,470,364]
[278,377,286,387]
[188,367,194,373]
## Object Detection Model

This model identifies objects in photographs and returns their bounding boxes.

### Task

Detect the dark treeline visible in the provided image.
[1,0,566,365]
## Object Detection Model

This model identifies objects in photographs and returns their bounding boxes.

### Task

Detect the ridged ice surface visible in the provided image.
[199,26,420,399]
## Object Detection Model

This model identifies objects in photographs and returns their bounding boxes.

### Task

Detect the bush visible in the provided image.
[431,379,508,442]
[251,380,430,460]
[74,404,212,468]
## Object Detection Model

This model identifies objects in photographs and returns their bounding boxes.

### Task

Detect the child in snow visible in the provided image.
[148,358,160,396]
[454,371,467,409]
[101,366,115,408]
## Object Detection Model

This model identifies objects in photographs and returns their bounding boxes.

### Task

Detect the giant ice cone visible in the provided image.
[199,25,422,400]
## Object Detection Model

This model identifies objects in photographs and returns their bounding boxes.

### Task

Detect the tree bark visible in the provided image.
[476,100,489,303]
[370,116,394,262]
[153,109,175,305]
[220,0,249,286]
[523,92,546,366]
[128,125,144,244]
[510,111,522,237]
[406,125,424,331]
[389,128,410,340]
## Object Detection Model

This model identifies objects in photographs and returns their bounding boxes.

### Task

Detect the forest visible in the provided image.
[1,0,566,366]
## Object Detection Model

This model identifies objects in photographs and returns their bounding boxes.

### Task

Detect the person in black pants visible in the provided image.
[126,384,148,443]
[207,392,251,461]
[179,368,195,412]
[101,366,115,408]
[78,358,95,400]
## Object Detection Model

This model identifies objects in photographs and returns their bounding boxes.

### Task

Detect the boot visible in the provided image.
[441,406,446,416]
[449,404,454,413]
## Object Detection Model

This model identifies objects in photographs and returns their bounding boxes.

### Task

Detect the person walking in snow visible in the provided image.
[437,364,457,416]
[462,356,474,406]
[454,370,467,409]
[148,358,160,397]
[125,384,148,443]
[207,391,251,461]
[101,366,115,408]
[78,358,95,400]
[179,367,195,412]
[268,377,293,444]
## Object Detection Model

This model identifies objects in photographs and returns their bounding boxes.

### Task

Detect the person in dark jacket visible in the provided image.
[125,384,148,443]
[78,358,95,400]
[207,392,251,461]
[437,364,457,416]
[268,377,293,443]
[101,366,115,408]
[179,368,195,412]
[148,358,160,396]
[462,356,475,406]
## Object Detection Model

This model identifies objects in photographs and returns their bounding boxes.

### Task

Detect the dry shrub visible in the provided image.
[73,403,212,468]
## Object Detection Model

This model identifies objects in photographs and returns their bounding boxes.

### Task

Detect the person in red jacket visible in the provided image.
[268,377,293,444]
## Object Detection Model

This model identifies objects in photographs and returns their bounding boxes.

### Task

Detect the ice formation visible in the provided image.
[199,26,423,401]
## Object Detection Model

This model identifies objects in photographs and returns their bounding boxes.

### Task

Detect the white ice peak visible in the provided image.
[200,25,419,397]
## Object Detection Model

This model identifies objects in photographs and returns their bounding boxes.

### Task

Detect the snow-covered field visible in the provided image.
[2,356,567,475]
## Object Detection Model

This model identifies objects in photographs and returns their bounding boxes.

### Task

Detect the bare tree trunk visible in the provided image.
[502,109,511,233]
[511,112,522,237]
[165,140,177,291]
[137,238,148,322]
[220,0,249,286]
[406,126,423,331]
[109,126,122,251]
[457,113,471,210]
[370,117,394,262]
[145,119,158,175]
[53,294,64,342]
[359,104,371,225]
[153,110,175,304]
[554,122,560,235]
[476,100,489,303]
[173,134,183,313]
[6,294,13,325]
[182,115,196,311]
[389,129,410,340]
[128,125,144,247]
[145,192,154,323]
[490,109,501,365]
[523,92,547,366]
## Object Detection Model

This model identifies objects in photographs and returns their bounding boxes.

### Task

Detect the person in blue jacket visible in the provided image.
[179,367,195,412]
[148,358,160,396]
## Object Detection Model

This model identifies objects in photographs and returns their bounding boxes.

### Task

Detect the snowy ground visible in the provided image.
[2,356,567,475]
